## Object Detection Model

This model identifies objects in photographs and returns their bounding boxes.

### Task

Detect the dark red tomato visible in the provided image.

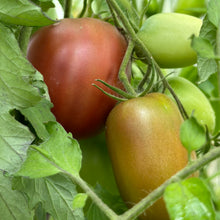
[27,18,127,139]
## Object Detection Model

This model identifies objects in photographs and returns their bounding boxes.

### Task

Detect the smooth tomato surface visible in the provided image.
[27,18,127,139]
[137,13,202,68]
[165,76,216,133]
[105,93,190,220]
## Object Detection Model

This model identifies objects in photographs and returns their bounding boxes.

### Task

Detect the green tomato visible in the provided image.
[174,0,206,17]
[137,13,202,68]
[165,76,216,133]
[106,93,191,220]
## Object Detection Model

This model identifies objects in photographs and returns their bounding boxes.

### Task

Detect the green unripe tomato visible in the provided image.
[165,76,216,133]
[174,0,206,17]
[137,13,202,68]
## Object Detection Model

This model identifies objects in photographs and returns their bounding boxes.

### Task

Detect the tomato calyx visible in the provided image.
[93,55,189,122]
[93,55,157,101]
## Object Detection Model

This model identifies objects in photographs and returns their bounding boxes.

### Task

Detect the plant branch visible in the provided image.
[120,147,220,220]
[107,0,152,66]
[137,64,152,92]
[154,64,189,120]
[64,0,73,18]
[69,174,120,220]
[78,0,87,18]
[118,40,137,96]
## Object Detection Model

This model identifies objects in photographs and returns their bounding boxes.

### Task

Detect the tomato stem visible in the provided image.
[153,63,189,120]
[118,40,137,96]
[139,0,151,28]
[138,65,156,96]
[78,0,87,18]
[64,0,73,18]
[92,82,129,101]
[69,175,119,220]
[106,0,121,28]
[107,0,152,65]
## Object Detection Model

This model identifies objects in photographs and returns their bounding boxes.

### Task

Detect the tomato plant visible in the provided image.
[137,13,202,68]
[27,17,127,139]
[1,1,220,220]
[105,93,192,220]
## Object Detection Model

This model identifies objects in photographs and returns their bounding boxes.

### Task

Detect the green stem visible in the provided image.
[108,0,152,66]
[155,63,188,120]
[78,0,87,18]
[120,147,220,220]
[69,174,120,220]
[139,0,151,28]
[106,0,121,28]
[137,64,152,92]
[18,26,32,56]
[118,40,137,96]
[64,0,73,18]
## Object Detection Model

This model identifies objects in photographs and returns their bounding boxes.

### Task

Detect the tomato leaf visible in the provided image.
[194,15,217,83]
[191,36,216,59]
[180,116,206,152]
[0,112,35,174]
[0,22,55,174]
[12,174,84,220]
[0,0,55,26]
[164,178,216,220]
[0,23,41,112]
[207,0,220,27]
[31,0,55,12]
[0,172,33,220]
[72,193,88,210]
[16,122,82,178]
[20,99,56,141]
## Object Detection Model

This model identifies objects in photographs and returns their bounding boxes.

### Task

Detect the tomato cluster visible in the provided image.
[27,14,215,220]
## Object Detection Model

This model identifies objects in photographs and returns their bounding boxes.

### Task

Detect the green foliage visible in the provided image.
[16,122,82,178]
[164,178,216,220]
[0,0,220,220]
[0,0,55,26]
[12,174,84,220]
[0,173,33,220]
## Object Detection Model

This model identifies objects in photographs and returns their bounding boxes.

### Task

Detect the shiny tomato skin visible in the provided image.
[137,13,202,68]
[27,18,127,139]
[105,93,189,220]
[165,76,216,133]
